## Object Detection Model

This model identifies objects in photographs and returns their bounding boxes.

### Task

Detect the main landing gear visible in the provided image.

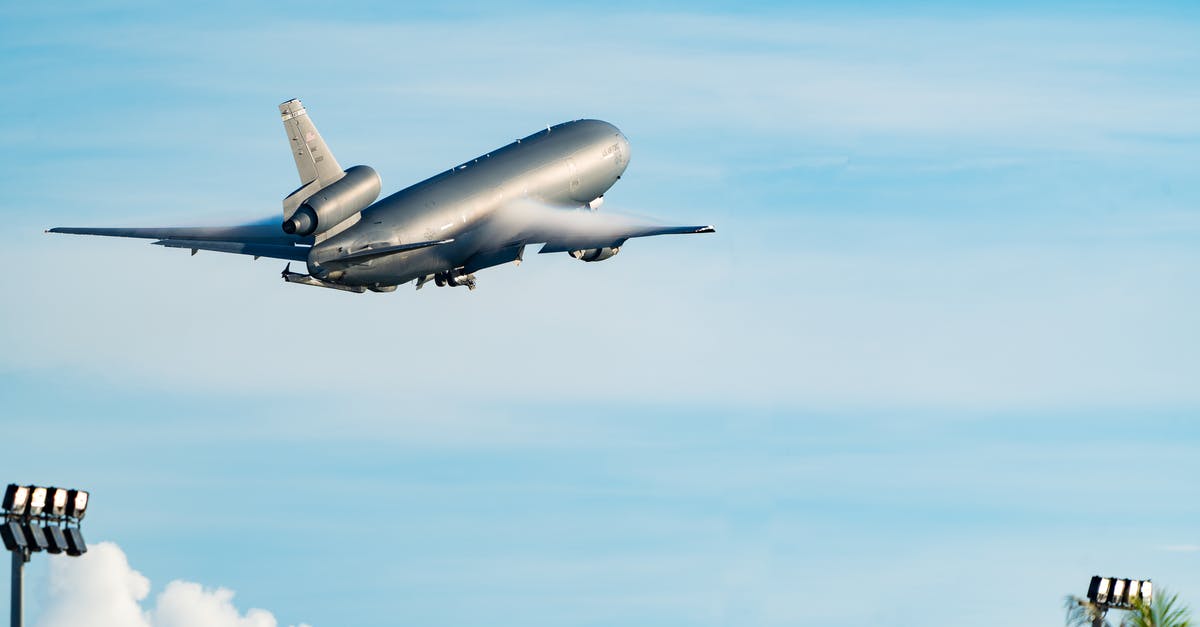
[415,270,477,291]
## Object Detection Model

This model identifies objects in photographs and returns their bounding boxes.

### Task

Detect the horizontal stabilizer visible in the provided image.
[153,239,310,261]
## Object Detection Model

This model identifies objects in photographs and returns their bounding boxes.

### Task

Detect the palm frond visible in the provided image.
[1122,591,1194,627]
[1067,595,1112,627]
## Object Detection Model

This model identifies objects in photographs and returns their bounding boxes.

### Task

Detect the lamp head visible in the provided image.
[48,487,69,517]
[2,485,30,515]
[66,490,89,520]
[28,486,47,516]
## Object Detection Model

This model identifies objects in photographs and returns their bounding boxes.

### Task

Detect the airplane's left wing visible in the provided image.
[46,224,312,261]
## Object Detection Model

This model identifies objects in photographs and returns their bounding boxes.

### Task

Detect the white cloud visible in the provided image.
[151,582,286,627]
[36,542,310,627]
[37,542,151,627]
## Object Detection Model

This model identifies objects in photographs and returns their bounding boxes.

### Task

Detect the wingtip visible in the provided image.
[698,225,716,233]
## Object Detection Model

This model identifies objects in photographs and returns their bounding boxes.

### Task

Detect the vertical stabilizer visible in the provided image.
[280,99,343,187]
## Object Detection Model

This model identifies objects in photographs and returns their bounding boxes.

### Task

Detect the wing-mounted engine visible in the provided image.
[569,246,620,262]
[281,165,381,236]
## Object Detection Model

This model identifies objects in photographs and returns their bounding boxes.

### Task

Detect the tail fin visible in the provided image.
[279,99,343,187]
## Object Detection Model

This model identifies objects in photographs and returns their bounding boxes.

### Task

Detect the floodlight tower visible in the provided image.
[1082,575,1153,627]
[2,484,89,627]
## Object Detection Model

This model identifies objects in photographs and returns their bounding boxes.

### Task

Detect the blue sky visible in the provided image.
[2,2,1198,626]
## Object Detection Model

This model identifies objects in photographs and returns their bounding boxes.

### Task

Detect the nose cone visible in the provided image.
[594,121,630,176]
[615,131,631,175]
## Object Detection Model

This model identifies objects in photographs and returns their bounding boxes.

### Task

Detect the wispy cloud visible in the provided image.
[8,218,1198,412]
[1160,544,1200,553]
[5,12,1200,160]
[4,6,1200,627]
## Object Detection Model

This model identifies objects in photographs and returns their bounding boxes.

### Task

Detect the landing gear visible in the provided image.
[416,269,477,291]
[435,270,476,290]
[279,263,478,294]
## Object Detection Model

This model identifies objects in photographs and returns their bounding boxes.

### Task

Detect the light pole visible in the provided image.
[1082,575,1153,627]
[2,484,90,627]
[9,551,20,627]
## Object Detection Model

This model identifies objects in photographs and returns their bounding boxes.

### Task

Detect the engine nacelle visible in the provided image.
[282,165,382,236]
[569,246,620,262]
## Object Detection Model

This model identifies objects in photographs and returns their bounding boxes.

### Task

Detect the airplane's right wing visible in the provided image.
[535,223,716,253]
[479,203,714,256]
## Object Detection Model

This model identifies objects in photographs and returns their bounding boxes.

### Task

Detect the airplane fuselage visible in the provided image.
[308,119,630,288]
[48,100,713,293]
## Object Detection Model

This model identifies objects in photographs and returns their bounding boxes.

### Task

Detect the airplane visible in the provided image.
[48,99,715,293]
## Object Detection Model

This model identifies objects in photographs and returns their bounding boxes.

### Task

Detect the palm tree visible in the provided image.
[1122,591,1193,627]
[1065,590,1193,627]
[1065,595,1112,627]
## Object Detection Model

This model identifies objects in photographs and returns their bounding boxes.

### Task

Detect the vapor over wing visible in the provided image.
[484,201,714,254]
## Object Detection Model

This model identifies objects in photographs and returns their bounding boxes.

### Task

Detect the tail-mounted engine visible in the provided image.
[569,246,620,262]
[282,165,382,236]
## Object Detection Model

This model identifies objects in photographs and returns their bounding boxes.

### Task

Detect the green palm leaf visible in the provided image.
[1121,591,1193,627]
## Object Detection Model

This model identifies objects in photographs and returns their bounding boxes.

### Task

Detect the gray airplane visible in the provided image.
[49,99,714,293]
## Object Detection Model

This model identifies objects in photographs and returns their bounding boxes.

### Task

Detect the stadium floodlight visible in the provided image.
[42,525,67,555]
[66,490,88,520]
[1,521,27,552]
[63,527,87,557]
[27,487,47,517]
[2,485,30,515]
[1086,575,1153,612]
[20,524,48,553]
[4,483,91,627]
[47,488,68,517]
